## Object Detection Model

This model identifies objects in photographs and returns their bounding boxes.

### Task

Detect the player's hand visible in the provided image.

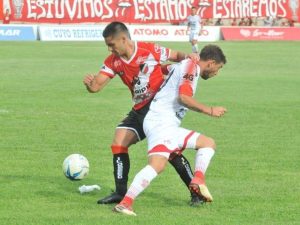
[210,106,227,117]
[186,53,200,62]
[83,74,95,87]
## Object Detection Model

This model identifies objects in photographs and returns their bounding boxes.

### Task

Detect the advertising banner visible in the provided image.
[129,25,220,42]
[39,24,221,41]
[0,2,3,20]
[0,25,37,40]
[39,25,105,41]
[222,27,300,41]
[3,0,300,24]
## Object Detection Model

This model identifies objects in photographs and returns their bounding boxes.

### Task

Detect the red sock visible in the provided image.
[192,171,205,185]
[120,196,134,207]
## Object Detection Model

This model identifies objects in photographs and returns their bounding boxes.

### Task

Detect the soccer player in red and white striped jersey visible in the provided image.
[83,21,201,205]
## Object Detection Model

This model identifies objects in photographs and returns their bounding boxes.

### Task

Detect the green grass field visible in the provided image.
[0,41,299,225]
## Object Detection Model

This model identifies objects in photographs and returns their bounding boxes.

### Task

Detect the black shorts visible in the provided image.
[116,101,151,141]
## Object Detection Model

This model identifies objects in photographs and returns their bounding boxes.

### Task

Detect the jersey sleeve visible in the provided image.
[99,56,115,78]
[178,60,198,97]
[144,42,170,63]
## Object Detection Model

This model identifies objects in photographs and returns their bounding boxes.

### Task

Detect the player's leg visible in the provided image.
[97,127,139,204]
[168,153,193,188]
[191,38,199,53]
[189,34,195,53]
[143,119,197,205]
[114,153,169,216]
[168,153,200,205]
[112,128,138,194]
[190,134,216,202]
[136,104,195,202]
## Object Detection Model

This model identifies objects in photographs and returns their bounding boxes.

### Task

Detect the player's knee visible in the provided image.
[206,137,216,150]
[111,138,132,147]
[111,129,139,147]
[149,155,168,174]
[149,162,166,174]
[196,135,216,150]
[156,165,166,174]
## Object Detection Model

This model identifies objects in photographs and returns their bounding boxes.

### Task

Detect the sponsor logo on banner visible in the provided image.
[0,25,36,41]
[222,27,300,41]
[129,25,221,42]
[39,25,105,41]
[240,29,285,38]
[39,25,221,42]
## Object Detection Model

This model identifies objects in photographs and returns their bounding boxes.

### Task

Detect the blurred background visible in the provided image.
[1,0,300,41]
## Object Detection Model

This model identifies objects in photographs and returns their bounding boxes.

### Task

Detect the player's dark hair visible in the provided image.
[103,21,131,39]
[200,45,227,64]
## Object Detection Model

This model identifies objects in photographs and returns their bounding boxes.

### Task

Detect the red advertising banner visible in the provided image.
[3,0,300,24]
[222,27,300,41]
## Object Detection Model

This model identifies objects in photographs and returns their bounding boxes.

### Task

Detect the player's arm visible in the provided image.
[168,50,199,62]
[179,94,227,117]
[187,22,191,31]
[83,73,111,93]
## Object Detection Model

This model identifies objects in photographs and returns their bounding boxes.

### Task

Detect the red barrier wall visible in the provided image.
[0,2,3,20]
[222,27,300,41]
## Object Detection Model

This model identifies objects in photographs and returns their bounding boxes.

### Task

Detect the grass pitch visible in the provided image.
[0,41,299,225]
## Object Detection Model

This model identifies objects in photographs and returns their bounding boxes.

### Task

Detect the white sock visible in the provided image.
[195,147,215,174]
[192,44,199,53]
[126,165,158,200]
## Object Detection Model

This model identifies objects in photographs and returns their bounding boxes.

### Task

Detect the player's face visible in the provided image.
[105,34,127,56]
[201,61,224,80]
[191,8,196,16]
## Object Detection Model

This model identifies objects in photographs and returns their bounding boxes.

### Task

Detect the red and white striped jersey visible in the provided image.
[99,41,170,110]
[146,59,201,124]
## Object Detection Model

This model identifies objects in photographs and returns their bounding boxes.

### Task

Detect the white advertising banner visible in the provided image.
[129,25,221,42]
[39,25,106,41]
[39,25,221,42]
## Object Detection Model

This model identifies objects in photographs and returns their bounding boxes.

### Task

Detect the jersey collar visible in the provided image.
[120,41,137,64]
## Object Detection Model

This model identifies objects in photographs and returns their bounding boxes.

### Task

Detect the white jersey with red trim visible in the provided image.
[99,41,170,110]
[143,59,202,158]
[145,59,201,125]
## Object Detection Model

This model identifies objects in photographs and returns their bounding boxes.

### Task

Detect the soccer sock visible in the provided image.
[121,165,158,206]
[192,44,199,53]
[194,147,215,184]
[169,154,193,188]
[113,153,130,195]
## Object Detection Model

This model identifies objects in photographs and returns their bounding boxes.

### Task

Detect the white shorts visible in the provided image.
[189,31,199,42]
[143,119,201,158]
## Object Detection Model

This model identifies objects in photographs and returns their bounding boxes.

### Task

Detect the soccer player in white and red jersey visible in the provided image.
[114,45,227,216]
[187,6,203,53]
[83,22,201,205]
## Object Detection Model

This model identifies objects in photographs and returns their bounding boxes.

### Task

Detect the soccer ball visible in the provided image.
[62,154,89,180]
